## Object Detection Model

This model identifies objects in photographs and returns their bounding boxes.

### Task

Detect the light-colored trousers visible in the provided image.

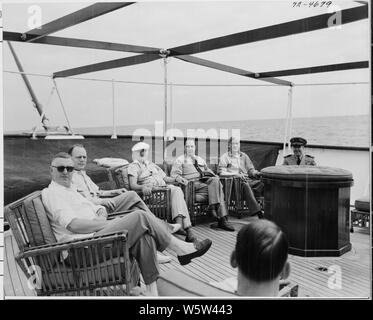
[168,184,192,228]
[95,210,171,285]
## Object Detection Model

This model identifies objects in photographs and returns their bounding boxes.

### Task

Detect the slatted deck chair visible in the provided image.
[350,195,370,232]
[228,177,264,218]
[160,160,210,225]
[107,164,172,222]
[4,191,140,296]
[180,164,234,226]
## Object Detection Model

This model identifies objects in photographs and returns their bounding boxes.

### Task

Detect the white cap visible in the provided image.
[131,142,150,152]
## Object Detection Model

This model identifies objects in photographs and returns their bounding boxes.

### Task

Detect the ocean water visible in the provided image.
[78,115,369,148]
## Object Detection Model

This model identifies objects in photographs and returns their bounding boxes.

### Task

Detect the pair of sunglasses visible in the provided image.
[52,165,74,173]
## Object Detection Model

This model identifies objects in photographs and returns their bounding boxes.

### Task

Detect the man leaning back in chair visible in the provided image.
[42,152,212,296]
[68,143,183,264]
[128,142,197,243]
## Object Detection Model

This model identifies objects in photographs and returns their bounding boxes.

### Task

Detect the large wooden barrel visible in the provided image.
[261,166,353,257]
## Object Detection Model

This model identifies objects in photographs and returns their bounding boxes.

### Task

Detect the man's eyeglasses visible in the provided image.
[52,166,74,173]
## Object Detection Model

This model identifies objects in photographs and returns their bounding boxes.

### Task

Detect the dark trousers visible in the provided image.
[241,181,261,214]
[194,177,228,218]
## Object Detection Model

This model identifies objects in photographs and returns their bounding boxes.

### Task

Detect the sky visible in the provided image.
[2,0,370,132]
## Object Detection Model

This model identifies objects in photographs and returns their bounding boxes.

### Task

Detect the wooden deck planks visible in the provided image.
[4,232,36,297]
[4,218,371,298]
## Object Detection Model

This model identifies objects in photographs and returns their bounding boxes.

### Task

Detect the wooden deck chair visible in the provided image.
[181,164,234,226]
[4,191,140,296]
[350,195,370,232]
[107,164,172,222]
[228,177,264,218]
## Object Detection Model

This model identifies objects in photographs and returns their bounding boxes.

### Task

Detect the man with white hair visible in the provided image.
[128,142,197,243]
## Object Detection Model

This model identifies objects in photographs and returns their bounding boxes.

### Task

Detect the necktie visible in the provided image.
[297,157,301,165]
[194,159,204,177]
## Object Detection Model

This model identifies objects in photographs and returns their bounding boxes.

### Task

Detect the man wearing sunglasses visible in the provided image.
[67,144,184,264]
[42,152,212,296]
[68,145,178,226]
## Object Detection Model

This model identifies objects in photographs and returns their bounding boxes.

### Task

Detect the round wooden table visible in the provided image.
[261,166,353,257]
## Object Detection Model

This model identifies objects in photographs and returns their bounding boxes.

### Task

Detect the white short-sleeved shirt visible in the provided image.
[42,181,104,242]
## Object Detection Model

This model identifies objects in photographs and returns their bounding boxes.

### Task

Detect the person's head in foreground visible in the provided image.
[231,219,290,297]
[50,152,74,188]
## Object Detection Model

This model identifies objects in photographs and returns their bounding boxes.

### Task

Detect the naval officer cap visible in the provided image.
[290,137,307,147]
[132,142,150,152]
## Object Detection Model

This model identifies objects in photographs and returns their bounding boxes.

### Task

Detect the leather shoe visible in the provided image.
[177,239,212,265]
[175,229,187,236]
[217,217,235,232]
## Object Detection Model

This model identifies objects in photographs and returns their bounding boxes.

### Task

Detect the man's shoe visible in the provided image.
[217,218,235,232]
[175,228,187,236]
[177,239,212,265]
[157,252,172,264]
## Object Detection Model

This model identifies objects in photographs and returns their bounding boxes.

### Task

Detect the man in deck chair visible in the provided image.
[68,144,180,264]
[128,142,197,243]
[42,152,212,296]
[230,219,290,297]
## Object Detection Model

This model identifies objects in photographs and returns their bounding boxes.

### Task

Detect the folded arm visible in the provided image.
[67,218,109,234]
[98,189,126,197]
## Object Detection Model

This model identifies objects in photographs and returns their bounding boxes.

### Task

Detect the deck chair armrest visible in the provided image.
[17,231,128,259]
[136,186,170,194]
[151,186,170,192]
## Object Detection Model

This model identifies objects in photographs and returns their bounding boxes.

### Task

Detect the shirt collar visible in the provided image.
[228,151,242,158]
[50,180,76,191]
[74,169,86,175]
[133,159,150,166]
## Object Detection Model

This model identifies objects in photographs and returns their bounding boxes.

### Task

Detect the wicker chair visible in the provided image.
[350,196,370,232]
[180,164,234,226]
[4,191,140,296]
[228,177,264,218]
[107,164,172,222]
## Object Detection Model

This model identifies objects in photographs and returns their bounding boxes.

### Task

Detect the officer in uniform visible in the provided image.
[283,137,316,166]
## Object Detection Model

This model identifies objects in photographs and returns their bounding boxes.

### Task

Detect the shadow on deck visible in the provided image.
[4,216,371,298]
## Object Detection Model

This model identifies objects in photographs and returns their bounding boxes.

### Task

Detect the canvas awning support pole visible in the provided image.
[7,41,47,124]
[282,84,294,156]
[31,86,56,139]
[111,79,117,139]
[52,78,74,134]
[170,82,173,129]
[160,49,170,159]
